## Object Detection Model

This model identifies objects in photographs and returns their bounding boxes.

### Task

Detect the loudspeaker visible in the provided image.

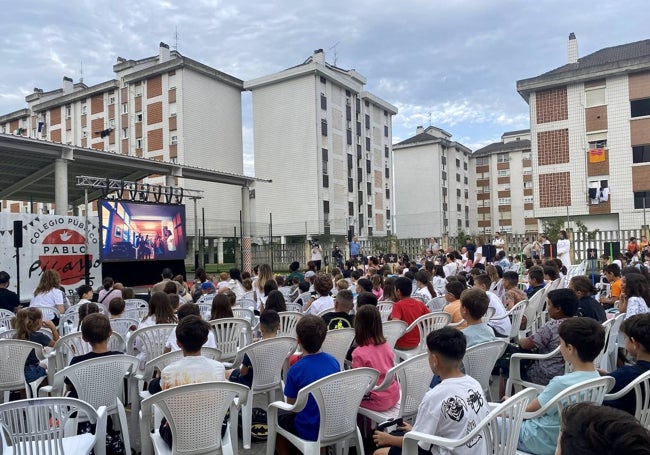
[13,221,23,248]
[603,242,620,259]
[483,244,496,263]
[543,243,558,259]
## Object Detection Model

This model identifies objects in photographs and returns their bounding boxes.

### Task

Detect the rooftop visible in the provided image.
[472,137,531,157]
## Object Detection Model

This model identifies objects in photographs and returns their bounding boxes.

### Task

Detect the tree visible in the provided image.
[541,219,566,243]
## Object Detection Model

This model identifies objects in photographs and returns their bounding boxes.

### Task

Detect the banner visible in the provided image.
[0,213,101,302]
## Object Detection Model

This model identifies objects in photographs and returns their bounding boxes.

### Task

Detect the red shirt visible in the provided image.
[391,297,430,349]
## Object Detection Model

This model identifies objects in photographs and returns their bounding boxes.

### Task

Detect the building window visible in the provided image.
[121,128,128,139]
[384,125,388,137]
[323,174,329,188]
[320,76,326,84]
[81,127,88,138]
[464,176,468,185]
[475,157,488,166]
[523,169,532,175]
[457,203,462,212]
[634,191,649,209]
[169,103,177,117]
[320,93,327,110]
[367,182,372,195]
[136,138,142,149]
[589,139,607,149]
[323,200,330,222]
[81,104,87,115]
[456,188,461,197]
[65,105,71,117]
[170,135,178,145]
[322,148,328,177]
[385,187,390,199]
[348,178,354,193]
[631,98,650,118]
[523,181,533,189]
[346,89,351,97]
[385,167,389,179]
[384,146,389,158]
[442,171,447,181]
[348,201,354,216]
[109,118,115,128]
[498,169,509,177]
[365,114,370,129]
[109,95,115,105]
[585,87,606,107]
[441,156,447,166]
[498,198,511,205]
[347,129,352,145]
[136,113,143,123]
[367,204,373,218]
[365,137,371,151]
[121,103,128,114]
[524,196,534,203]
[497,153,510,163]
[464,161,468,171]
[321,119,328,136]
[633,144,650,163]
[464,190,468,199]
[456,158,461,168]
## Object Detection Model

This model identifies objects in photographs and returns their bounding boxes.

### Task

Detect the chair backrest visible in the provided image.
[53,331,126,372]
[0,339,43,392]
[126,324,177,361]
[602,312,625,372]
[0,309,14,319]
[285,302,303,313]
[0,316,13,332]
[197,293,216,305]
[297,368,378,444]
[321,328,355,370]
[388,353,434,419]
[377,301,394,322]
[143,347,223,383]
[122,308,148,321]
[139,381,248,455]
[316,308,334,318]
[52,354,139,411]
[278,311,303,338]
[532,376,615,419]
[109,318,139,339]
[402,387,537,455]
[232,308,256,325]
[522,289,546,335]
[506,299,528,340]
[31,305,62,324]
[295,292,312,307]
[237,297,257,311]
[65,303,108,315]
[0,329,16,340]
[481,306,496,323]
[236,336,297,391]
[0,397,107,455]
[463,340,508,394]
[197,303,212,320]
[59,312,80,335]
[208,318,252,361]
[124,298,148,309]
[406,312,452,353]
[382,320,408,349]
[604,368,650,427]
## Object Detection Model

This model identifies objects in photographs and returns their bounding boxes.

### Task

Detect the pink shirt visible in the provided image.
[352,342,400,412]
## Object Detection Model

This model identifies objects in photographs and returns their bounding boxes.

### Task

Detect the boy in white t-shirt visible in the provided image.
[373,327,489,455]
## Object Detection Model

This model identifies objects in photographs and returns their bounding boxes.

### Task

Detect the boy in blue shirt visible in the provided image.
[276,315,339,454]
[516,316,605,455]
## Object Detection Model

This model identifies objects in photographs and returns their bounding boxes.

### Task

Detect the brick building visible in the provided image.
[517,34,650,231]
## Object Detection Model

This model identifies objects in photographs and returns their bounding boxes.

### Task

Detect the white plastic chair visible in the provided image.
[41,354,139,455]
[506,346,562,394]
[316,308,334,318]
[321,328,355,371]
[58,312,81,335]
[109,317,139,340]
[601,312,625,371]
[208,317,252,363]
[139,381,249,455]
[197,303,212,320]
[124,298,148,309]
[232,336,298,449]
[604,369,650,428]
[0,397,108,455]
[0,339,44,402]
[463,340,508,400]
[266,368,379,455]
[126,324,177,365]
[516,376,614,455]
[394,312,451,362]
[0,309,14,319]
[491,299,528,342]
[52,331,125,375]
[197,293,216,305]
[519,289,546,339]
[285,302,303,313]
[0,329,16,340]
[358,352,433,425]
[382,320,408,349]
[278,311,303,338]
[123,308,149,321]
[237,297,257,311]
[481,306,496,323]
[0,316,13,331]
[294,292,312,307]
[402,387,538,455]
[377,301,394,322]
[232,307,256,326]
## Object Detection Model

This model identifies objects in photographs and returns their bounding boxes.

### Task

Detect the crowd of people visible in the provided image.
[2,231,650,454]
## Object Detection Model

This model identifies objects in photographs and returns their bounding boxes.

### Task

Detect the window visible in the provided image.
[323,174,329,188]
[65,105,71,117]
[347,129,352,145]
[633,145,650,163]
[585,87,606,107]
[498,169,510,177]
[456,173,461,182]
[634,191,649,209]
[497,153,509,163]
[168,73,176,89]
[348,178,354,193]
[365,137,371,151]
[523,169,532,175]
[464,189,468,199]
[170,135,178,145]
[523,181,533,189]
[384,125,388,137]
[82,127,88,138]
[385,187,390,199]
[121,128,128,139]
[346,89,351,97]
[347,153,353,170]
[320,94,327,110]
[136,113,143,123]
[321,119,328,136]
[109,118,115,128]
[365,114,370,129]
[367,204,372,218]
[441,156,447,166]
[356,121,361,135]
[589,139,607,149]
[320,76,326,84]
[348,201,354,216]
[457,189,461,197]
[109,96,115,105]
[442,171,447,181]
[169,103,177,117]
[136,138,142,149]
[457,203,462,212]
[631,98,650,118]
[524,196,534,203]
[322,149,328,177]
[385,167,389,179]
[464,176,468,185]
[522,152,531,161]
[475,157,488,166]
[384,146,389,158]
[367,182,372,195]
[442,187,448,197]
[464,161,468,171]
[323,200,330,219]
[81,104,87,115]
[456,158,461,168]
[121,103,128,114]
[498,198,511,205]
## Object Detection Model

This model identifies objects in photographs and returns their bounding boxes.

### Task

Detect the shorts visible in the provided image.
[24,363,47,383]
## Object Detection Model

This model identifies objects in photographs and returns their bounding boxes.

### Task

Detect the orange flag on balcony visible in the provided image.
[588,148,606,163]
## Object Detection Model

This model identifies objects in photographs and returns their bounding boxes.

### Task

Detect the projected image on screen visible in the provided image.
[99,199,186,262]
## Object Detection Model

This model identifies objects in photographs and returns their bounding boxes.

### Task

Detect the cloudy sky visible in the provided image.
[1,0,647,175]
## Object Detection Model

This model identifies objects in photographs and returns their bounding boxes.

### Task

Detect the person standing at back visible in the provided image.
[0,271,20,313]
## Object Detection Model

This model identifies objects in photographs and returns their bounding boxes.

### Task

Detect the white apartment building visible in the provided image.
[392,126,471,238]
[244,49,397,239]
[0,43,244,230]
[470,130,536,235]
[517,34,650,231]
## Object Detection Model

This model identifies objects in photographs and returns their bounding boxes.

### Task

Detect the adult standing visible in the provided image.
[492,231,505,254]
[428,237,440,252]
[97,277,123,310]
[310,240,323,270]
[557,230,572,268]
[465,237,476,260]
[473,237,486,266]
[349,235,361,262]
[151,268,183,294]
[0,271,20,313]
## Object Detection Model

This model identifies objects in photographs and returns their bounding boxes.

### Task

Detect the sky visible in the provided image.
[1,0,648,176]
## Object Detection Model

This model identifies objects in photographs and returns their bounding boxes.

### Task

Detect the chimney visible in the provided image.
[159,42,171,63]
[62,77,73,94]
[568,33,578,64]
[416,125,424,134]
[312,49,325,65]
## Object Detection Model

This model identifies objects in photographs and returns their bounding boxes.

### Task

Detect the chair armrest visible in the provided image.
[510,346,560,362]
[403,430,470,451]
[267,400,296,413]
[373,370,397,392]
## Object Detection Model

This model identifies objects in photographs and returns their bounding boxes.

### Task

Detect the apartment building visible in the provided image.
[469,130,536,235]
[392,126,471,238]
[244,49,397,239]
[0,42,244,224]
[517,34,650,231]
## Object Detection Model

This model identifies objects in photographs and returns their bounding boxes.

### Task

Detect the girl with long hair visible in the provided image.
[210,294,234,320]
[139,292,177,329]
[381,277,398,302]
[254,264,274,312]
[14,307,59,383]
[620,273,650,318]
[30,269,66,322]
[414,270,436,301]
[97,277,122,310]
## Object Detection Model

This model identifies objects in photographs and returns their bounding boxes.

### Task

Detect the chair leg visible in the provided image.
[115,399,131,455]
[128,379,141,452]
[242,394,253,449]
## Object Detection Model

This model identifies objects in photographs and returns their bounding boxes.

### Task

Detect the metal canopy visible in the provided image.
[0,134,262,207]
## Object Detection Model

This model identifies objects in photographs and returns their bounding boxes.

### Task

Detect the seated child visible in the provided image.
[226,310,280,388]
[164,303,217,353]
[216,272,230,290]
[276,316,340,454]
[76,284,94,305]
[108,298,126,319]
[322,289,355,330]
[15,307,59,384]
[442,280,467,330]
[460,288,496,347]
[66,313,123,397]
[517,317,605,455]
[603,313,650,415]
[373,327,489,455]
